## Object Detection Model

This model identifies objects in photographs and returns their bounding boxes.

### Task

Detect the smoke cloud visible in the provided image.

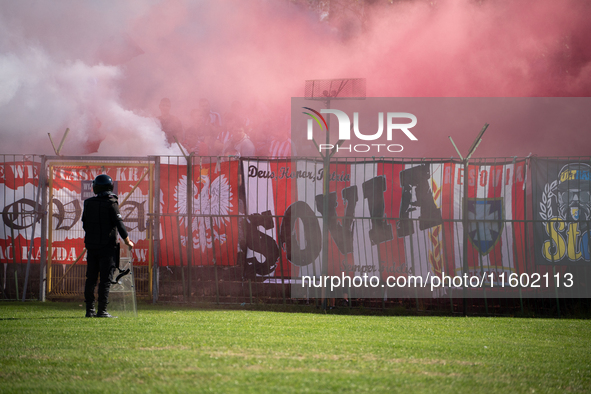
[0,0,590,157]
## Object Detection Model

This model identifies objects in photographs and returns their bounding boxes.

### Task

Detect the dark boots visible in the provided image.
[85,302,96,318]
[96,302,117,318]
[85,302,116,318]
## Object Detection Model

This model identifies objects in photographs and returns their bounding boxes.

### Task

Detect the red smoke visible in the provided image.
[0,0,590,157]
[360,0,591,97]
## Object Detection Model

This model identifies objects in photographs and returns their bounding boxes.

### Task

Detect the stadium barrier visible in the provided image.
[1,154,590,316]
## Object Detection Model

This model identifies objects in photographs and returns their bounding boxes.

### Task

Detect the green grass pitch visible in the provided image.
[1,302,590,393]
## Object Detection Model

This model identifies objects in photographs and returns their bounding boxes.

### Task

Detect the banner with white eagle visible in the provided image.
[158,160,240,267]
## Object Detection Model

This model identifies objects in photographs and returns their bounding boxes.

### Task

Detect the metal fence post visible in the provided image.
[22,155,45,301]
[152,156,161,304]
[186,155,193,300]
[38,156,48,301]
[210,215,220,304]
[462,159,469,316]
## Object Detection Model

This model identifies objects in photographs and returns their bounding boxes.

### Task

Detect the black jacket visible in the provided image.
[82,192,128,249]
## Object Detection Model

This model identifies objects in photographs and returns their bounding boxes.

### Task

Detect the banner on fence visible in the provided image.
[440,160,527,284]
[243,159,526,296]
[158,159,240,267]
[0,161,42,263]
[532,158,591,265]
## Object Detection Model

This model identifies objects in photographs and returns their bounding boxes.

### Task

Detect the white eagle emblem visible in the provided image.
[174,169,233,252]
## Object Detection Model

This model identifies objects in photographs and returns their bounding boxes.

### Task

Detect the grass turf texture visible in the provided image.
[1,302,590,393]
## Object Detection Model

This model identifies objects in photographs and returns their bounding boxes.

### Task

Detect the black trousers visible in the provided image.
[84,247,116,305]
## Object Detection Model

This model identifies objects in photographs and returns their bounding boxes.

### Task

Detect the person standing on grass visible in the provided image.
[82,174,134,318]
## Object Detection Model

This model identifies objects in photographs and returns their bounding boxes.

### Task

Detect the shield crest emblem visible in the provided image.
[467,198,504,255]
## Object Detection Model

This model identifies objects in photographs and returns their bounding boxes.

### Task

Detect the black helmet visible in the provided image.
[93,174,114,194]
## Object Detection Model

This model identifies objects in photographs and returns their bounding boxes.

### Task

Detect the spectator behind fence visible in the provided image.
[253,115,294,158]
[208,116,228,157]
[158,98,184,148]
[268,121,294,158]
[199,98,222,128]
[252,120,272,157]
[222,114,255,158]
[184,108,216,156]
